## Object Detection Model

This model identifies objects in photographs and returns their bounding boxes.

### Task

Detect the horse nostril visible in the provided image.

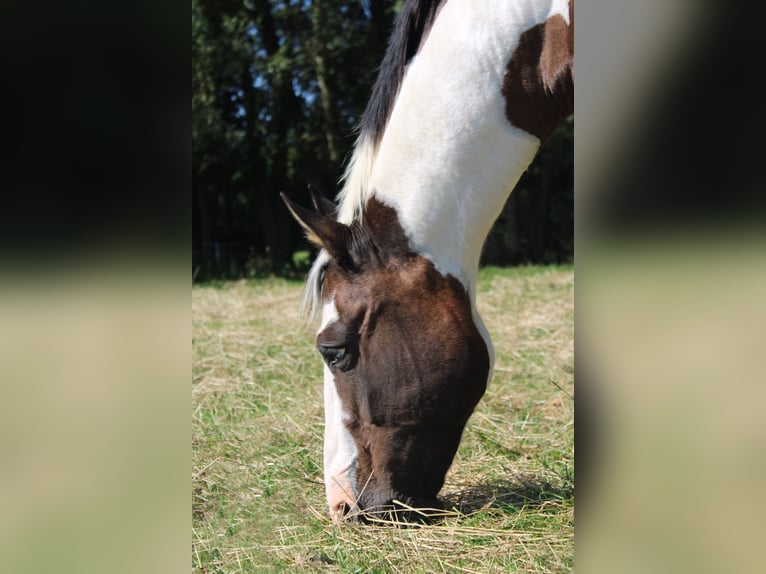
[331,501,358,522]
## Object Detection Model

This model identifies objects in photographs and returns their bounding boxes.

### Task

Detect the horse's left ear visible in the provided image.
[307,185,337,218]
[280,192,350,261]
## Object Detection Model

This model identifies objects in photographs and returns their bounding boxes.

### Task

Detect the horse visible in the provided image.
[281,0,573,522]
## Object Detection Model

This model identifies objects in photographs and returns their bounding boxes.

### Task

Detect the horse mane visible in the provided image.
[304,0,445,320]
[336,0,445,224]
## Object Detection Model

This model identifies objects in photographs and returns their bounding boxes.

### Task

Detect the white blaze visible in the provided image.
[318,299,359,518]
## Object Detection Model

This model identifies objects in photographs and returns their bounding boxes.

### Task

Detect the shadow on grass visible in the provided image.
[339,475,574,527]
[441,474,574,515]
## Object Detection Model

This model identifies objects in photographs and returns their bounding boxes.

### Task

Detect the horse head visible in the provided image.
[283,190,490,521]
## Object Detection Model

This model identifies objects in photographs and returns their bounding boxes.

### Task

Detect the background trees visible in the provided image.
[192,0,573,280]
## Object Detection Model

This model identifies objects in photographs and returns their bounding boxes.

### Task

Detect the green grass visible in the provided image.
[193,265,573,573]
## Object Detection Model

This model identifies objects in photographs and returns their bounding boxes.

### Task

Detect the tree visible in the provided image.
[193,0,397,278]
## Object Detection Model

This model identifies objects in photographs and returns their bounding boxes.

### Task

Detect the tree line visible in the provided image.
[192,0,572,280]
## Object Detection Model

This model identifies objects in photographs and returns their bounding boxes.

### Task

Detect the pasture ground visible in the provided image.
[193,265,573,573]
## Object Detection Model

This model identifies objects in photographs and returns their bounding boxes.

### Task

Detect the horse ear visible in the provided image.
[307,185,337,218]
[280,192,350,260]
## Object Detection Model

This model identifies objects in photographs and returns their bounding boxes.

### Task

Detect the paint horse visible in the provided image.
[282,0,573,522]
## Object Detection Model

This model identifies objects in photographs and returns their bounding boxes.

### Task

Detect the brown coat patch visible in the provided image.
[503,10,574,141]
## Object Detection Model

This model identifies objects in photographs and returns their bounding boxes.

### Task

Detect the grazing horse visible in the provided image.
[282,0,573,522]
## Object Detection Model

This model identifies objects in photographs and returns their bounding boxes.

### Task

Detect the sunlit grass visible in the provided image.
[192,265,573,572]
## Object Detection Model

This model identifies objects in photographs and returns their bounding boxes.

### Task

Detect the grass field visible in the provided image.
[192,265,573,573]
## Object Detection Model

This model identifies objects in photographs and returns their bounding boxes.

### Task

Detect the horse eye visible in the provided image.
[318,345,347,367]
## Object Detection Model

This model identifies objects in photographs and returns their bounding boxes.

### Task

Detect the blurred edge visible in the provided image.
[578,1,766,573]
[0,2,189,574]
[0,263,189,574]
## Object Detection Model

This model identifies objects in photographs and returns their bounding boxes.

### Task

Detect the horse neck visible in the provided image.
[363,0,566,296]
[370,128,539,297]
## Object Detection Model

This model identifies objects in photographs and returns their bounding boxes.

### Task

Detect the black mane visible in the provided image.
[359,0,445,145]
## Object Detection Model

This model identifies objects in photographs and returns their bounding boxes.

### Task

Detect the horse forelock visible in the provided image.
[302,249,331,321]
